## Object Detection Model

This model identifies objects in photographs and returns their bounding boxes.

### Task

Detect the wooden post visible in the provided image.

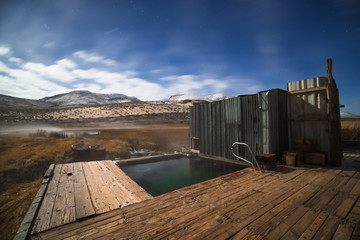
[326,58,342,166]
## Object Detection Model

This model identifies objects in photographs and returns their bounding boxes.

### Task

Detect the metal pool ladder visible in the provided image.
[231,142,262,172]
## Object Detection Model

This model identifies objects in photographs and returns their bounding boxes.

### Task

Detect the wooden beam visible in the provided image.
[287,86,327,95]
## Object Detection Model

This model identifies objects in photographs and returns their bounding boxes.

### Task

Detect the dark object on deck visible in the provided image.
[304,152,327,166]
[256,153,277,170]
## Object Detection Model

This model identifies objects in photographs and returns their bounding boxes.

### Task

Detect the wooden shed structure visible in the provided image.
[190,59,342,166]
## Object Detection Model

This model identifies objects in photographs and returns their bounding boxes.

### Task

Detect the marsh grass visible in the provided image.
[29,129,68,138]
[341,118,360,141]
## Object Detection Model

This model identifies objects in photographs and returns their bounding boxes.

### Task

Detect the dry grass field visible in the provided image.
[341,118,360,141]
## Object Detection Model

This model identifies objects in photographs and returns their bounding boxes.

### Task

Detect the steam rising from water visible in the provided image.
[0,123,63,135]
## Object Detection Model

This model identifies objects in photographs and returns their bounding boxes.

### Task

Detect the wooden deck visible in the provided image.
[28,152,360,240]
[15,160,152,239]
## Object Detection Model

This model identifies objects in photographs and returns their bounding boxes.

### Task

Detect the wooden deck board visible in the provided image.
[49,163,76,229]
[83,161,121,213]
[31,164,62,234]
[73,162,95,219]
[30,152,360,239]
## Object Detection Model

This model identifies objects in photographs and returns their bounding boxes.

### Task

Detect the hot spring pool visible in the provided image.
[118,156,247,196]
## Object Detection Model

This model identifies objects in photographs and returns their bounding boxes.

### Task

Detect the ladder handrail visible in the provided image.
[231,142,262,172]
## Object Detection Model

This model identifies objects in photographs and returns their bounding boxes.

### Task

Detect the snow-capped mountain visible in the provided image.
[205,93,233,101]
[340,111,360,118]
[168,93,233,102]
[0,91,140,109]
[41,90,139,106]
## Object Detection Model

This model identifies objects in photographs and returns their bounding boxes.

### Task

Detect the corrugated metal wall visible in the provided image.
[190,89,288,161]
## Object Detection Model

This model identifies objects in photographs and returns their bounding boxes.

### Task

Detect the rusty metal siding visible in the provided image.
[189,89,288,161]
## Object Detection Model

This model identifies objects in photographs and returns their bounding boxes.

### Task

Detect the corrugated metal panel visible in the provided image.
[190,89,288,161]
[287,77,328,91]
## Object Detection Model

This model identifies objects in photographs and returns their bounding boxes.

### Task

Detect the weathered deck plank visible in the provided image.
[31,164,62,234]
[96,161,138,206]
[49,163,76,229]
[101,160,153,201]
[83,161,122,213]
[73,162,95,219]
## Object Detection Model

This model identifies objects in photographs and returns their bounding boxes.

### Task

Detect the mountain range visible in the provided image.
[340,111,360,118]
[41,90,139,106]
[0,90,139,109]
[1,91,359,118]
[0,91,235,109]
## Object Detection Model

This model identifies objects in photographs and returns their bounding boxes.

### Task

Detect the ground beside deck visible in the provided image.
[30,152,360,240]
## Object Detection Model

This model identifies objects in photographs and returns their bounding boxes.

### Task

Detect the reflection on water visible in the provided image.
[119,157,246,196]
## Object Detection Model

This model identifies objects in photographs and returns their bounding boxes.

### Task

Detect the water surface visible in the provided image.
[120,157,246,196]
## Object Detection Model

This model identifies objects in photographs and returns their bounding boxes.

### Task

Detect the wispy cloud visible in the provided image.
[22,61,76,83]
[73,50,116,66]
[0,46,10,55]
[161,74,228,95]
[9,57,22,63]
[105,28,119,35]
[57,58,77,69]
[43,41,55,48]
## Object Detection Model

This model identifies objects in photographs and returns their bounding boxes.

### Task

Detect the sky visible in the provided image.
[0,0,359,113]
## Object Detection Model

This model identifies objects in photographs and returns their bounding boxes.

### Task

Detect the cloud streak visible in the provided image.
[74,50,116,66]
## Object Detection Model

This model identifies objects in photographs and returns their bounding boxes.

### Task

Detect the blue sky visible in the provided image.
[0,0,359,113]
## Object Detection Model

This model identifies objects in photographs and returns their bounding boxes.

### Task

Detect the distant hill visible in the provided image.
[168,93,233,102]
[340,111,360,118]
[0,91,139,109]
[0,94,52,109]
[41,90,139,106]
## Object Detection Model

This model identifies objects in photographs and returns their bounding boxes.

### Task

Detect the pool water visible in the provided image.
[119,156,246,196]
